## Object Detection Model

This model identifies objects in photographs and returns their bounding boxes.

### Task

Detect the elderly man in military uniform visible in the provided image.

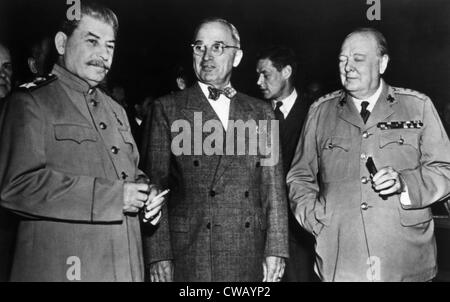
[287,28,450,281]
[0,2,164,281]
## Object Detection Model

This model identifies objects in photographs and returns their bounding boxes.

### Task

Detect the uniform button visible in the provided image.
[361,202,369,210]
[88,88,95,95]
[209,190,216,197]
[256,162,261,168]
[111,146,119,154]
[99,122,107,130]
[90,100,98,107]
[361,176,369,184]
[206,222,211,229]
[121,171,128,180]
[362,131,369,139]
[244,191,249,198]
[245,222,250,228]
[398,138,404,145]
[360,153,367,160]
[328,143,334,149]
[193,160,199,167]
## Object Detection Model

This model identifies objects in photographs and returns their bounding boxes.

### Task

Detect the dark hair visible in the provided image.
[193,17,241,48]
[59,1,119,37]
[256,45,298,82]
[346,27,389,57]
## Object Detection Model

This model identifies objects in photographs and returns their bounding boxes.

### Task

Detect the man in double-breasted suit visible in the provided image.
[0,3,164,281]
[256,46,315,282]
[287,28,450,281]
[141,18,289,282]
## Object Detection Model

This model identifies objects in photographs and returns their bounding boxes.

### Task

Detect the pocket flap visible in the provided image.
[118,128,135,145]
[54,124,97,144]
[379,132,419,149]
[398,206,432,227]
[322,136,351,152]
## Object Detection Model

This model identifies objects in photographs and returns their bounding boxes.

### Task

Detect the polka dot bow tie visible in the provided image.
[208,86,237,100]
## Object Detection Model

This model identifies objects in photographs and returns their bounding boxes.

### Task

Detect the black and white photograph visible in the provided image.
[0,0,449,286]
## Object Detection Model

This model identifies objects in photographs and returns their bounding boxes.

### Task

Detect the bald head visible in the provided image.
[0,43,12,99]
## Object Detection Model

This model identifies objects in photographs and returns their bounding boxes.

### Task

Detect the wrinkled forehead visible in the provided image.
[0,44,11,62]
[341,32,378,55]
[74,15,116,40]
[194,21,234,44]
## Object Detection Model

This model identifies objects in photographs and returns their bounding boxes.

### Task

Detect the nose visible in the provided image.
[344,60,354,73]
[256,74,264,86]
[98,46,112,62]
[202,46,214,61]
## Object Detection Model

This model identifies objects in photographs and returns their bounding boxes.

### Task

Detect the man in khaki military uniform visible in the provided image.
[0,2,164,281]
[287,28,450,281]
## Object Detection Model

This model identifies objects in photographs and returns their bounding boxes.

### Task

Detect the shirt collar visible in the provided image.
[351,81,384,112]
[198,81,232,101]
[272,88,298,117]
[52,64,94,94]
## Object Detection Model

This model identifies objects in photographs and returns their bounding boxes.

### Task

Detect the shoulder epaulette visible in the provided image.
[19,74,57,91]
[392,87,428,101]
[311,90,344,109]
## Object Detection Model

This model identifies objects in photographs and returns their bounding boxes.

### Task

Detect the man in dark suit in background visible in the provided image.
[256,46,316,282]
[141,17,288,282]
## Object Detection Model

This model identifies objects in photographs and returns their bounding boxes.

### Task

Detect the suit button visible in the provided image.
[245,222,250,228]
[111,146,119,154]
[99,122,107,130]
[361,202,369,210]
[90,99,98,107]
[361,176,369,184]
[360,153,367,160]
[121,172,128,180]
[209,190,216,197]
[398,138,404,145]
[206,222,211,229]
[193,160,199,167]
[244,191,249,198]
[362,131,369,139]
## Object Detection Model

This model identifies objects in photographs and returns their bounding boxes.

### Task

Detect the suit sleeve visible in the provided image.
[400,97,450,209]
[140,99,173,263]
[260,106,289,258]
[286,104,325,236]
[0,92,124,223]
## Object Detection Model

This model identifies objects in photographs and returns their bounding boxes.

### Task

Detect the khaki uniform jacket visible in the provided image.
[0,65,145,281]
[287,81,450,281]
[140,84,289,281]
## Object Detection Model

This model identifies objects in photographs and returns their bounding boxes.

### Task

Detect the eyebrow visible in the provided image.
[86,31,115,43]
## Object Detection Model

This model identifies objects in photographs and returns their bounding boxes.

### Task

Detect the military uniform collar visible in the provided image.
[52,64,95,94]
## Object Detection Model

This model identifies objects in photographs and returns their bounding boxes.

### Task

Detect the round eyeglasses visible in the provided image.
[191,42,240,57]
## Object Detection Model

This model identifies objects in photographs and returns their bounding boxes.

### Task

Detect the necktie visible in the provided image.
[274,101,284,121]
[208,86,236,100]
[360,101,370,124]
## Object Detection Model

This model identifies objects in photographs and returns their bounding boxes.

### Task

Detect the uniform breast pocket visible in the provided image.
[52,124,99,172]
[118,128,136,152]
[378,131,420,170]
[319,136,352,182]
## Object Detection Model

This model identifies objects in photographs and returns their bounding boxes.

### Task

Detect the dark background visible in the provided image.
[0,0,448,110]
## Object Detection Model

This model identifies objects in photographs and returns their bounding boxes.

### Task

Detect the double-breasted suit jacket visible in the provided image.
[287,81,450,281]
[141,83,289,282]
[0,65,145,281]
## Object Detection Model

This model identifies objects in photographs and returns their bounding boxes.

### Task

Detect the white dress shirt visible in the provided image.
[351,81,383,113]
[272,89,298,119]
[198,81,231,130]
